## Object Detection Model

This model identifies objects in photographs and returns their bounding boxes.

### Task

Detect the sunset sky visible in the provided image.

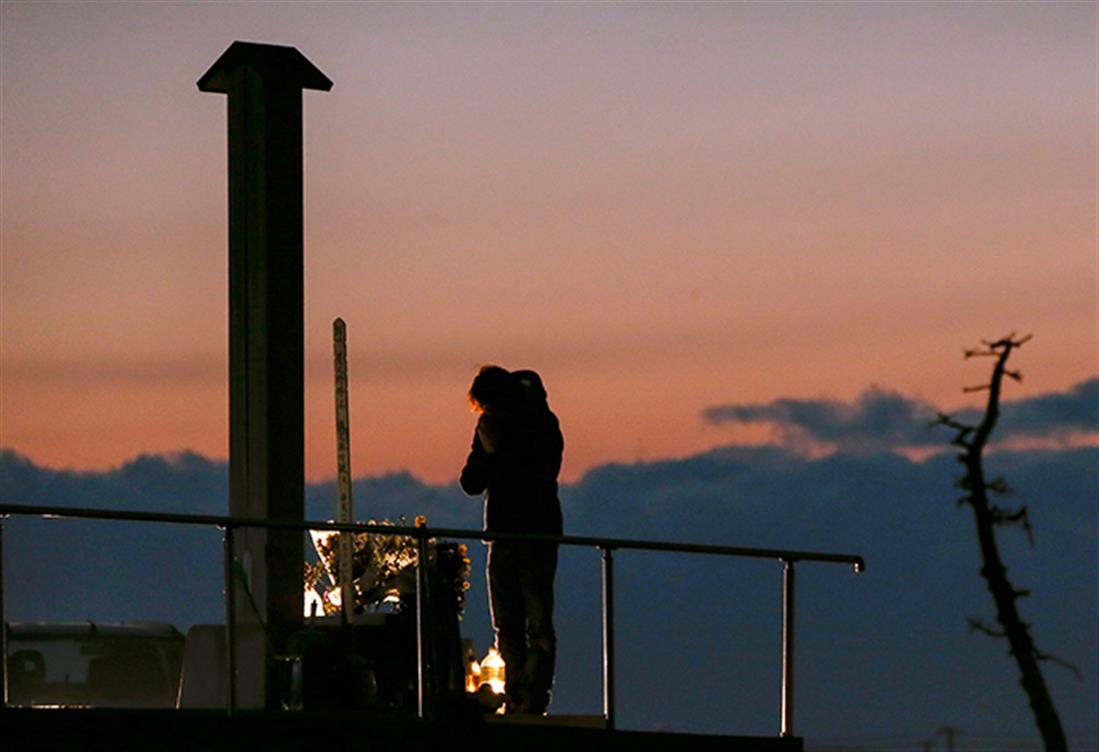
[2,1,1095,484]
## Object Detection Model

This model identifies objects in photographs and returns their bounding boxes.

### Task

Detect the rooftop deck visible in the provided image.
[4,707,803,752]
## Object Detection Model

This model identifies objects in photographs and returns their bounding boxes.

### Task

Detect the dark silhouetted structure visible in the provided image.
[197,41,332,709]
[936,725,962,752]
[461,366,564,715]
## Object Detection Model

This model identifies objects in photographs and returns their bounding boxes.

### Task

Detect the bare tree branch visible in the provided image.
[946,334,1068,751]
[992,505,1035,545]
[965,348,999,359]
[968,617,1006,638]
[933,412,975,432]
[1035,650,1084,681]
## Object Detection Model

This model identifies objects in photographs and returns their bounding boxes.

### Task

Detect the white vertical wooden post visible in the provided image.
[333,318,355,623]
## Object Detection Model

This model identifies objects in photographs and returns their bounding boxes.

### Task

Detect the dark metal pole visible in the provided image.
[601,546,616,730]
[224,526,237,716]
[415,532,430,719]
[781,559,796,737]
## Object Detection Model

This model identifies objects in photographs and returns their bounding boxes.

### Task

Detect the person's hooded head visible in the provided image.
[513,369,548,406]
[468,365,518,414]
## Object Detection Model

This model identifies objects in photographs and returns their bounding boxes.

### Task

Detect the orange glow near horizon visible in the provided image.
[1,3,1095,486]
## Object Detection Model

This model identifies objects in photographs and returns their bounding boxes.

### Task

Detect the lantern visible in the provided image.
[465,659,482,694]
[480,647,506,695]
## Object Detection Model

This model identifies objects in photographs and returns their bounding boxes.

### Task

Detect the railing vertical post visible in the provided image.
[780,558,796,737]
[415,530,430,719]
[601,546,616,730]
[0,516,7,710]
[223,525,237,716]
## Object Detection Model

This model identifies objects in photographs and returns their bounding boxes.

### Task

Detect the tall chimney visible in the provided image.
[198,41,332,709]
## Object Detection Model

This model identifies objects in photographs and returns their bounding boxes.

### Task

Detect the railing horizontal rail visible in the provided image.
[0,503,865,571]
[0,501,865,734]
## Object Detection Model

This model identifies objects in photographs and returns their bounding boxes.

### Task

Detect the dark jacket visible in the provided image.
[460,403,563,535]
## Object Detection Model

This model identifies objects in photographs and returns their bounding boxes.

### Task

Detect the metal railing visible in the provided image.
[0,503,864,736]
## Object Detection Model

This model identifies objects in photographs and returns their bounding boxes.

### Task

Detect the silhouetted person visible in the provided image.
[460,365,564,715]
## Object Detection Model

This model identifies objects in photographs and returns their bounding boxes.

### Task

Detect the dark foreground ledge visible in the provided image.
[2,708,803,752]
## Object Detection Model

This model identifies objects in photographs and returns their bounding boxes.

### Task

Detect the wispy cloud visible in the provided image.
[702,378,1099,453]
[702,387,939,452]
[997,378,1099,437]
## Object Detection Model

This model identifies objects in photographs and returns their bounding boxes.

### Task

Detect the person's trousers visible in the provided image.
[487,540,558,713]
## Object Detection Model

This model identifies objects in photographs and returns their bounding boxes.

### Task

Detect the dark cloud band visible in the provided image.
[703,378,1099,451]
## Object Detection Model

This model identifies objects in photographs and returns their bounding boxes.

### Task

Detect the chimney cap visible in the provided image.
[198,41,333,93]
